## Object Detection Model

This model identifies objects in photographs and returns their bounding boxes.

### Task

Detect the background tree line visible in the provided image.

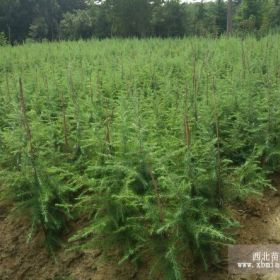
[1,0,280,43]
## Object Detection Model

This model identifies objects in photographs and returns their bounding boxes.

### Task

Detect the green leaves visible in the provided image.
[1,36,280,276]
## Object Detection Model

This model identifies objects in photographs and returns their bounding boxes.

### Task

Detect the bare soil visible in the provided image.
[0,203,137,280]
[1,177,280,280]
[198,176,280,280]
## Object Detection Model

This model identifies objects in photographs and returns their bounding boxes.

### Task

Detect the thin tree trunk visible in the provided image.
[7,24,11,43]
[227,0,233,35]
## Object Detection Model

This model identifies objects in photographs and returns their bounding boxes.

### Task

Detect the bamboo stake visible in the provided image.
[5,72,12,105]
[68,67,81,157]
[60,89,69,150]
[212,77,223,208]
[147,164,164,223]
[184,83,191,148]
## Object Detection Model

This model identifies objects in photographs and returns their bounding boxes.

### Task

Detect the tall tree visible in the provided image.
[106,0,152,37]
[238,0,263,31]
[152,0,187,37]
[214,0,227,35]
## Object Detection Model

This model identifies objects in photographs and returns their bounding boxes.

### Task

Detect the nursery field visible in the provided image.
[1,36,280,279]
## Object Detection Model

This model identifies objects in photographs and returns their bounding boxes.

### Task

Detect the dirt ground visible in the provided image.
[0,202,138,280]
[1,177,280,280]
[198,176,280,280]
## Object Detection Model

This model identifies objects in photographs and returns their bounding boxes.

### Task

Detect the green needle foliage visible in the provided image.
[0,35,279,278]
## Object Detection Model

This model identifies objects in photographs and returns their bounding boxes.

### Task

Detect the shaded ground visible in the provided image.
[1,177,280,280]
